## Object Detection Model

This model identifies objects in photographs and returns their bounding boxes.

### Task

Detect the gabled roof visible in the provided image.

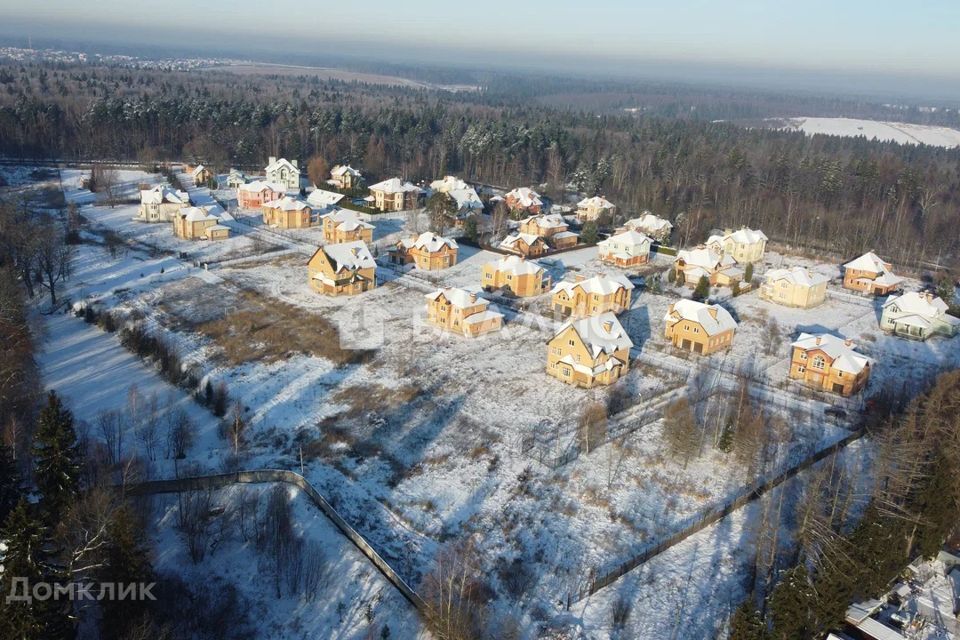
[239,180,286,194]
[707,227,768,246]
[765,266,830,288]
[600,230,651,248]
[577,196,615,210]
[624,212,672,232]
[400,232,458,253]
[369,177,420,194]
[322,241,376,272]
[677,246,736,271]
[264,196,311,212]
[306,189,345,208]
[430,175,471,192]
[488,254,544,276]
[791,333,872,375]
[665,299,738,336]
[883,291,955,321]
[265,157,298,173]
[180,206,220,223]
[520,213,567,230]
[425,287,488,310]
[140,184,189,205]
[556,312,634,358]
[191,164,207,177]
[320,208,374,231]
[843,251,892,274]
[505,187,543,208]
[500,233,545,250]
[331,164,361,178]
[551,273,634,297]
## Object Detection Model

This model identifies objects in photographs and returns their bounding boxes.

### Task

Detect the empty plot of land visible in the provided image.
[774,117,960,148]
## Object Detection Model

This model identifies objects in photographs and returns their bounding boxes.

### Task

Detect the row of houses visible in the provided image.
[136,184,232,242]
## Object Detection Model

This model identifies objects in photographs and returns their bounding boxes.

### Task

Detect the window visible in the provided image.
[693,327,700,334]
[568,340,575,346]
[562,368,571,377]
[797,365,805,373]
[485,273,492,279]
[507,275,513,280]
[812,356,825,370]
[799,352,807,360]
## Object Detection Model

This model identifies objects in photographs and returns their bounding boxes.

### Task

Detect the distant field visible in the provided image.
[773,116,960,148]
[205,62,480,92]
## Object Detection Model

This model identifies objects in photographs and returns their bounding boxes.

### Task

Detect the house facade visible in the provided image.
[262,197,313,229]
[391,232,458,270]
[759,267,830,308]
[675,246,743,287]
[598,230,651,267]
[551,274,633,318]
[518,214,578,249]
[576,196,616,222]
[424,288,503,337]
[190,164,212,186]
[429,176,483,221]
[368,178,421,212]
[843,251,903,295]
[330,165,362,190]
[265,157,301,191]
[789,333,871,396]
[663,299,737,355]
[499,233,548,257]
[547,313,633,388]
[503,187,543,215]
[481,255,550,297]
[320,209,374,244]
[620,212,673,243]
[137,185,190,223]
[705,228,768,264]
[880,291,960,340]
[307,241,376,296]
[173,206,230,241]
[237,181,286,210]
[226,168,246,189]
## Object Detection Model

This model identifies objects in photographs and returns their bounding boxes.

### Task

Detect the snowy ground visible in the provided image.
[25,166,960,638]
[774,117,960,148]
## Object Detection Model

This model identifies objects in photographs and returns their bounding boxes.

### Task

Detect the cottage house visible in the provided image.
[675,246,743,287]
[226,168,246,189]
[518,214,579,249]
[137,185,190,223]
[173,206,230,241]
[880,291,960,340]
[503,187,543,215]
[425,288,503,337]
[551,274,634,318]
[759,267,830,308]
[320,209,374,244]
[499,233,548,257]
[368,178,421,212]
[390,232,458,270]
[429,176,483,221]
[575,196,616,223]
[843,252,903,295]
[307,241,376,296]
[190,164,212,186]
[262,196,313,229]
[547,312,633,388]
[264,157,301,191]
[663,299,737,355]
[789,333,872,396]
[597,230,651,267]
[619,212,673,243]
[705,228,768,264]
[481,255,550,297]
[237,181,286,210]
[329,165,362,190]
[306,188,345,213]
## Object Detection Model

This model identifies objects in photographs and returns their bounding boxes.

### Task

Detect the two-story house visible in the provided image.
[481,255,550,297]
[424,288,503,337]
[880,291,960,340]
[619,212,673,243]
[368,178,421,212]
[173,206,230,241]
[759,267,830,308]
[547,312,633,388]
[789,333,872,396]
[390,232,458,270]
[307,241,377,296]
[518,214,579,249]
[262,196,313,229]
[503,187,543,215]
[330,165,362,190]
[842,251,903,296]
[598,230,651,267]
[550,274,634,318]
[674,246,742,287]
[663,299,737,355]
[499,232,548,257]
[705,228,768,265]
[237,181,286,210]
[137,185,190,223]
[576,196,616,222]
[320,209,374,244]
[264,157,301,191]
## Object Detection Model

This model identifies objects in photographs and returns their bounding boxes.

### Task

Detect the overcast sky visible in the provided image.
[2,0,958,95]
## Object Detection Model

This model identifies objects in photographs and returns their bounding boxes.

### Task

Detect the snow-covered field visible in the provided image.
[775,117,960,148]
[25,166,960,638]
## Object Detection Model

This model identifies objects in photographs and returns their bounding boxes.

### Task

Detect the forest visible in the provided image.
[0,61,959,270]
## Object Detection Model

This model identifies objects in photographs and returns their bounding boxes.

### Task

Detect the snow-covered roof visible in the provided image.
[180,206,220,223]
[883,291,956,323]
[505,187,543,208]
[331,164,361,178]
[264,196,311,211]
[140,184,189,205]
[551,231,579,240]
[665,299,738,336]
[488,254,544,276]
[551,273,634,297]
[239,180,286,194]
[577,196,615,210]
[677,246,735,270]
[462,309,503,325]
[599,229,651,248]
[791,333,872,375]
[558,312,634,358]
[425,287,488,310]
[369,177,420,194]
[765,266,830,288]
[500,233,544,251]
[191,164,206,177]
[844,251,894,274]
[321,209,374,231]
[521,213,567,230]
[430,175,471,192]
[265,157,298,173]
[707,227,768,246]
[306,189,345,208]
[399,232,458,253]
[323,241,376,272]
[624,212,672,233]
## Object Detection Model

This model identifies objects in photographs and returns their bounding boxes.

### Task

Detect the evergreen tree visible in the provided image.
[768,564,814,640]
[729,598,766,640]
[744,262,754,283]
[0,441,20,523]
[580,221,599,245]
[99,505,154,639]
[32,391,80,524]
[693,275,710,301]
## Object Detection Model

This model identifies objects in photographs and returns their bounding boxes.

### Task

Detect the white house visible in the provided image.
[706,227,768,264]
[226,168,246,189]
[576,196,616,222]
[430,175,483,218]
[597,230,651,267]
[880,291,960,340]
[330,164,362,190]
[306,188,345,213]
[264,156,301,191]
[620,212,673,243]
[136,185,190,223]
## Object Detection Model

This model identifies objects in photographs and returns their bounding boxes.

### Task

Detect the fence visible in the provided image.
[122,468,428,615]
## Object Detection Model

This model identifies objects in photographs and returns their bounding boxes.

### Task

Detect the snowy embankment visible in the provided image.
[774,117,960,148]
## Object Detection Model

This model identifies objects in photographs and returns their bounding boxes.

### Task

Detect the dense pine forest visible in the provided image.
[0,62,959,269]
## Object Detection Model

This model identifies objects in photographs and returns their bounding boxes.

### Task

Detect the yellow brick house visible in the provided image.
[663,299,737,355]
[390,232,458,270]
[547,312,633,388]
[424,288,503,337]
[262,196,313,229]
[759,267,830,308]
[550,274,634,318]
[481,255,550,297]
[706,228,768,264]
[307,241,377,296]
[320,210,374,244]
[789,333,872,396]
[173,206,230,241]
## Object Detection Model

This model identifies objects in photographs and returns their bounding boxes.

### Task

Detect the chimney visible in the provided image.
[843,338,853,348]
[268,156,276,166]
[815,336,822,345]
[469,293,478,303]
[602,320,613,333]
[575,274,586,282]
[292,159,299,169]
